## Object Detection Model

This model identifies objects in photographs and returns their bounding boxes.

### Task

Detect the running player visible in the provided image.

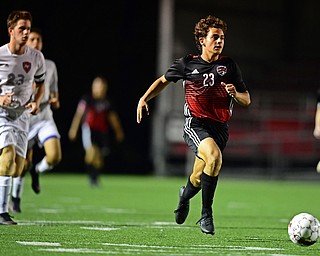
[68,76,124,187]
[137,15,251,235]
[313,88,320,172]
[10,28,61,213]
[0,10,45,224]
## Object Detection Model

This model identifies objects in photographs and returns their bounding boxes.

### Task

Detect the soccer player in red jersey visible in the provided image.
[69,76,124,187]
[137,15,251,235]
[313,88,320,172]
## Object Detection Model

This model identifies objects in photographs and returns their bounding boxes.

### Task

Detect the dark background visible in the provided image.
[0,0,159,174]
[1,0,320,175]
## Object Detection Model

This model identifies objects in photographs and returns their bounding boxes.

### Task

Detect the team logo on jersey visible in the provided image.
[23,62,31,73]
[216,65,227,76]
[191,69,199,74]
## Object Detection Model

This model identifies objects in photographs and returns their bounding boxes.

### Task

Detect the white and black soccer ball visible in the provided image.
[288,212,320,246]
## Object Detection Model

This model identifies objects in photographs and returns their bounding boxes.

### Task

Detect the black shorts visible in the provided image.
[81,124,110,156]
[183,117,229,155]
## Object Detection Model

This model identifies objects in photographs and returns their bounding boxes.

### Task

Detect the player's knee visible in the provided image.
[0,147,16,176]
[205,153,221,169]
[92,156,103,169]
[46,153,62,166]
[190,174,201,187]
[22,159,31,176]
[13,164,24,177]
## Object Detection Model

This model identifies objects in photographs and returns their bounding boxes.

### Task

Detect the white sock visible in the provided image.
[12,176,24,198]
[0,176,12,214]
[36,157,54,174]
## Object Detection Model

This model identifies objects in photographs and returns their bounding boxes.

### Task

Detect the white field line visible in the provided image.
[102,243,284,251]
[37,245,286,255]
[80,227,120,231]
[16,219,188,228]
[16,241,61,246]
[16,221,287,255]
[17,240,285,255]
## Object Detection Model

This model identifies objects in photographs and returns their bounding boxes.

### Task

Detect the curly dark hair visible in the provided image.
[194,15,227,51]
[7,10,32,29]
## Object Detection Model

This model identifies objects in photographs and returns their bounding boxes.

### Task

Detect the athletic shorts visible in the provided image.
[183,116,229,155]
[28,119,60,149]
[0,113,29,158]
[27,106,60,149]
[81,123,110,156]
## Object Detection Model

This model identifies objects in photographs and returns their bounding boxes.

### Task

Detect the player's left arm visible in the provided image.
[223,82,251,107]
[109,111,125,143]
[26,82,45,114]
[49,61,60,109]
[232,90,251,107]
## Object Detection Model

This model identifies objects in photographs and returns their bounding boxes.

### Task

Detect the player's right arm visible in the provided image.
[68,101,86,141]
[136,75,170,123]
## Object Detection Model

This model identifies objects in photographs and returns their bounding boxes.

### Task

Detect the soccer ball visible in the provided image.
[288,212,320,246]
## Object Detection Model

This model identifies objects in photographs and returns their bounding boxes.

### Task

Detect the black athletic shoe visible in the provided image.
[10,197,21,213]
[30,165,40,194]
[196,212,215,235]
[0,212,17,225]
[174,186,190,224]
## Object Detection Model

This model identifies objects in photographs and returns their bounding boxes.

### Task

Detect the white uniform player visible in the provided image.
[10,29,61,213]
[0,10,45,224]
[0,44,45,166]
[28,59,60,146]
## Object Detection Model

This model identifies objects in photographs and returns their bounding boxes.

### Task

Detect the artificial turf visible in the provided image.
[2,173,319,255]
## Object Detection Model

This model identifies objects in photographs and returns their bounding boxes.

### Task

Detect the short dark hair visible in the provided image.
[30,27,43,38]
[7,10,32,29]
[194,15,227,51]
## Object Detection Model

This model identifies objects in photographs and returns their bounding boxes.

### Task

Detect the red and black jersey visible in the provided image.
[78,95,113,133]
[165,54,247,123]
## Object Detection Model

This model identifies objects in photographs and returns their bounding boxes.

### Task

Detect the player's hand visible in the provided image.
[25,102,40,115]
[222,82,237,98]
[0,92,15,107]
[137,98,149,123]
[49,97,60,109]
[68,128,77,141]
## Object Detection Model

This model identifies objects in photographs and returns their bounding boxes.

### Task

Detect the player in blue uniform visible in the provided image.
[137,15,251,235]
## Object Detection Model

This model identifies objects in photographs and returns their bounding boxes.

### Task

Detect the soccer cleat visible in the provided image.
[30,165,40,194]
[0,212,17,225]
[174,186,189,224]
[196,212,215,235]
[10,197,21,213]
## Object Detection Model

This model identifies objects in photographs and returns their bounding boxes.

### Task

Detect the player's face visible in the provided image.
[92,78,107,99]
[201,27,224,58]
[27,32,43,51]
[9,19,31,45]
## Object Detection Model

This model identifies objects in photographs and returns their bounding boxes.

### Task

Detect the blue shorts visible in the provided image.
[183,116,229,155]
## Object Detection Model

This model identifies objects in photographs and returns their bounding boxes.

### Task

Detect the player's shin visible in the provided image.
[201,173,218,215]
[181,176,201,202]
[0,176,12,213]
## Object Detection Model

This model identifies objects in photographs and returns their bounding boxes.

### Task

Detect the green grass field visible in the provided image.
[1,173,319,255]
